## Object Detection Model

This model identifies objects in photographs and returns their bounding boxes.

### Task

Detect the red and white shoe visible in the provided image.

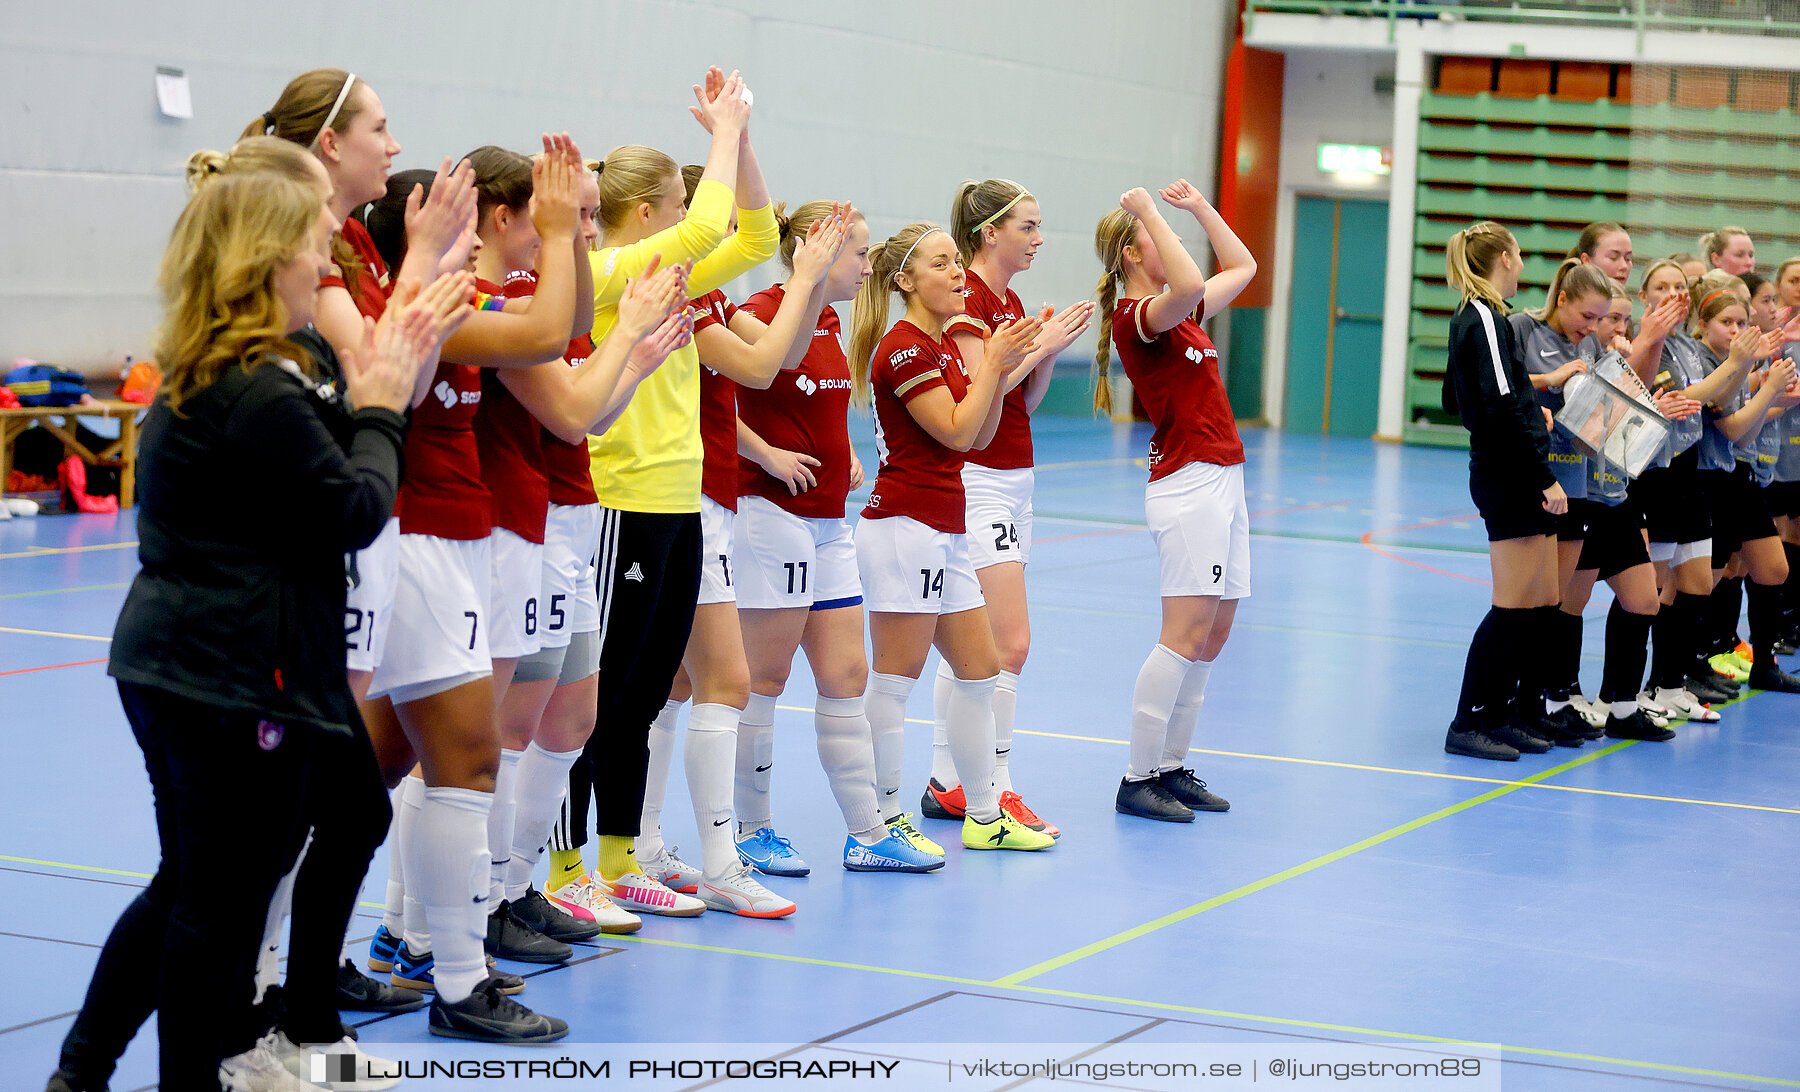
[545,874,643,935]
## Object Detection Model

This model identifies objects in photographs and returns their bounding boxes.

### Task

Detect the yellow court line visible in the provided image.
[0,626,113,643]
[8,859,1793,1085]
[991,744,1633,988]
[0,542,138,561]
[771,706,1800,816]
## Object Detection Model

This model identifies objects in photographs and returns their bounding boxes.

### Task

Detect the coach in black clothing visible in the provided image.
[50,169,437,1092]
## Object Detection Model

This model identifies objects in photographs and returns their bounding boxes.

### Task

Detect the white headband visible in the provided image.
[892,227,945,286]
[309,73,358,152]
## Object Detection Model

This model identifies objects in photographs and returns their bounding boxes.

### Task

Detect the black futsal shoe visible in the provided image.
[1527,706,1589,748]
[1444,723,1520,761]
[1684,677,1736,705]
[509,887,603,942]
[335,958,427,1013]
[1748,664,1800,694]
[1604,709,1677,742]
[429,977,569,1043]
[1115,776,1195,822]
[1487,719,1553,754]
[1157,767,1231,812]
[484,900,572,964]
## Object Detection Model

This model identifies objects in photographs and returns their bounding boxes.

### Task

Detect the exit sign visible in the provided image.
[1318,144,1392,175]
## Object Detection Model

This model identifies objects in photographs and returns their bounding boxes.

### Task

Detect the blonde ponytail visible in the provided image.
[1445,220,1516,312]
[846,222,944,410]
[1534,256,1611,320]
[1092,208,1137,417]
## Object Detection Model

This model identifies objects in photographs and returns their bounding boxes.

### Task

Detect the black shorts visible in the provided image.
[1764,479,1800,521]
[1633,466,1710,547]
[1707,465,1778,567]
[1576,499,1650,579]
[1553,498,1593,542]
[1471,470,1556,542]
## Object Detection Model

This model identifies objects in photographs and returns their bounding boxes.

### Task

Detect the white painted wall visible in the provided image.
[1,0,1235,373]
[1259,48,1396,429]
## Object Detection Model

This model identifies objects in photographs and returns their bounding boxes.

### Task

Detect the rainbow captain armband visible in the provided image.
[474,292,508,312]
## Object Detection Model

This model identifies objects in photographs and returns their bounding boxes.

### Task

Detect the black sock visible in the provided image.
[1456,606,1531,728]
[1599,600,1654,704]
[1710,576,1745,653]
[1784,543,1800,630]
[1748,579,1785,673]
[1649,597,1680,691]
[1675,590,1712,678]
[1557,608,1584,700]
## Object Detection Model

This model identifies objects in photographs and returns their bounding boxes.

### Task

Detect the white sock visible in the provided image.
[866,671,916,816]
[486,748,523,904]
[637,699,682,861]
[1545,697,1570,714]
[929,658,958,787]
[685,702,741,883]
[255,829,310,1002]
[734,692,778,833]
[505,741,582,902]
[1129,644,1193,780]
[992,669,1020,793]
[399,775,428,954]
[380,781,409,935]
[1158,658,1213,772]
[406,785,492,1004]
[947,672,1000,822]
[1610,699,1637,720]
[814,694,884,843]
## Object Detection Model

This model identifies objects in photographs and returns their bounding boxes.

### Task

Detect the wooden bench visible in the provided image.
[0,400,145,508]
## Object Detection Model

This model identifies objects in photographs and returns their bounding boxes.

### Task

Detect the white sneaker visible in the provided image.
[1653,687,1721,723]
[273,1030,401,1091]
[1635,692,1673,727]
[639,844,703,894]
[4,498,39,516]
[1568,693,1607,729]
[595,869,705,917]
[696,865,798,919]
[546,873,642,934]
[219,1032,328,1092]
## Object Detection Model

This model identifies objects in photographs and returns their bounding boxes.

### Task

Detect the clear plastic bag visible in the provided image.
[1555,351,1672,481]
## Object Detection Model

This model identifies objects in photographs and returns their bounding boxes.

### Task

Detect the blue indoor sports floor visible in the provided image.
[2,419,1796,1090]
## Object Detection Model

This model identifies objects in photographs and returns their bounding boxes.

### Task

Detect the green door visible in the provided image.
[1284,196,1388,436]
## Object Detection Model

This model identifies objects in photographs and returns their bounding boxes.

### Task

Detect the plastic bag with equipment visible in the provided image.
[1556,350,1671,482]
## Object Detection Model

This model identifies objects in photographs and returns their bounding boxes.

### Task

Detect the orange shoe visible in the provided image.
[920,777,965,820]
[999,790,1060,839]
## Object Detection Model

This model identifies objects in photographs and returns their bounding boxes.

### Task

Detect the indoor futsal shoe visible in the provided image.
[1685,675,1736,704]
[428,977,568,1044]
[1748,664,1800,694]
[1604,709,1677,742]
[595,870,706,917]
[963,811,1057,850]
[999,790,1060,836]
[366,923,400,974]
[695,865,799,918]
[335,958,426,1013]
[1443,724,1520,762]
[272,1029,400,1091]
[920,778,966,820]
[843,832,945,873]
[508,886,604,942]
[1116,775,1196,821]
[390,942,526,995]
[736,826,811,876]
[639,844,703,894]
[484,900,572,964]
[884,811,944,855]
[1156,768,1232,811]
[1708,652,1749,682]
[1529,707,1591,747]
[218,1031,320,1092]
[1487,719,1552,754]
[1651,688,1720,723]
[544,874,642,935]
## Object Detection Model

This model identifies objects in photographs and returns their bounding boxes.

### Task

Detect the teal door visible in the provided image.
[1285,196,1387,436]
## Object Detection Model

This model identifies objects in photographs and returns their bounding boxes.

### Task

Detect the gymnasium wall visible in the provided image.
[0,1,1236,377]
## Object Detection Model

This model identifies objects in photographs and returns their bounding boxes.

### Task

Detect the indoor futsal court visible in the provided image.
[3,421,1795,1091]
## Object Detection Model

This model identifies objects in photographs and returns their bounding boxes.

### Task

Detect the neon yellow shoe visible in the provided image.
[1725,644,1753,674]
[961,812,1056,852]
[885,812,944,857]
[1708,652,1749,681]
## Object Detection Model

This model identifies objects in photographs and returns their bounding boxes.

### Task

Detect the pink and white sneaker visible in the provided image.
[595,870,705,917]
[545,874,643,935]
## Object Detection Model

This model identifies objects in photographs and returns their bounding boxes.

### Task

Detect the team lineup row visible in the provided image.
[46,64,1259,1092]
[1439,218,1800,765]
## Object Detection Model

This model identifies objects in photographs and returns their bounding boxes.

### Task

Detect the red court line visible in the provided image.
[1360,513,1491,586]
[0,659,109,677]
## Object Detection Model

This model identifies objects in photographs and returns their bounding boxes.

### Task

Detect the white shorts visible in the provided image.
[345,517,399,673]
[698,496,737,606]
[963,465,1034,570]
[489,528,545,660]
[1672,538,1712,568]
[1647,540,1676,564]
[854,514,984,615]
[368,533,493,699]
[544,503,602,642]
[732,495,863,611]
[1144,461,1252,600]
